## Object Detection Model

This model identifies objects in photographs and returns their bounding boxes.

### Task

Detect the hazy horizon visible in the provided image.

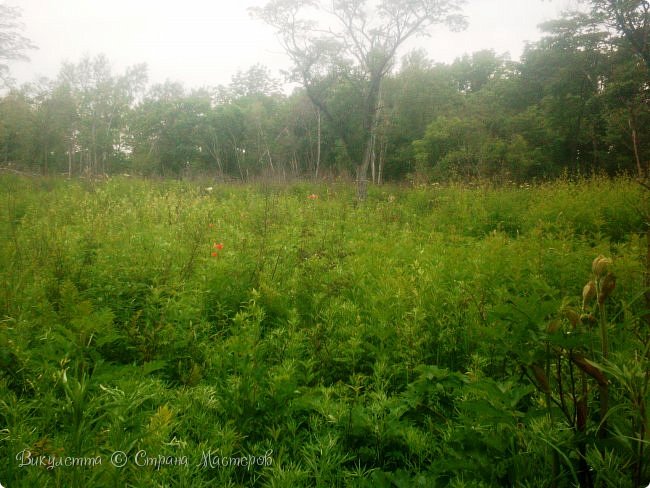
[6,0,583,90]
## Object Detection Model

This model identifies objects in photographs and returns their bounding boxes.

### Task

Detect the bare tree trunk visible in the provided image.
[630,115,644,178]
[357,141,374,201]
[378,137,386,185]
[236,151,245,181]
[315,107,321,179]
[370,129,376,184]
[43,146,49,175]
[356,79,382,200]
[68,141,73,178]
[215,157,223,180]
[91,119,97,176]
[208,134,224,179]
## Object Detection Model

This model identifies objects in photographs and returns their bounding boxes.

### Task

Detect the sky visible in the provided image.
[6,0,583,90]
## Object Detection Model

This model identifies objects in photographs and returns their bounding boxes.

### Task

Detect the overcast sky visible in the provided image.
[7,0,582,90]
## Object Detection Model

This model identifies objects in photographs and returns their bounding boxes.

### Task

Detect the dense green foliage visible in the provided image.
[0,175,647,487]
[0,6,648,183]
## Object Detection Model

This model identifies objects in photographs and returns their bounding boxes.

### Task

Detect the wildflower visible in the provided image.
[213,242,224,250]
[307,194,318,200]
[582,281,596,310]
[211,252,218,257]
[598,272,616,304]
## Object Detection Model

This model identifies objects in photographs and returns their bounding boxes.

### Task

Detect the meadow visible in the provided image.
[0,174,648,487]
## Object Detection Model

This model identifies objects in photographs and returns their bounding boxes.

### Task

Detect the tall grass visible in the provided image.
[0,174,647,487]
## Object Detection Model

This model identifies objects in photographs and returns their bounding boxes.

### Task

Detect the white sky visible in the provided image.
[6,0,582,90]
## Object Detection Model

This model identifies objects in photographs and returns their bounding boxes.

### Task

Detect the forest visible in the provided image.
[0,2,648,186]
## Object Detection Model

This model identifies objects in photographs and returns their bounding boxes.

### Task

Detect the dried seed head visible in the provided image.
[592,255,612,278]
[598,272,616,304]
[582,281,596,310]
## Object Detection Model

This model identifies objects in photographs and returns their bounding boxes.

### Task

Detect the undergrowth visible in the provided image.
[0,174,647,487]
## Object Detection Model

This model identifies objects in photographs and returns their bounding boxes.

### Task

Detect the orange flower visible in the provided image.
[213,242,224,250]
[307,194,318,200]
[211,252,218,257]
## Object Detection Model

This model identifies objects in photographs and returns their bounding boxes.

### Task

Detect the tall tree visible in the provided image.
[450,49,508,93]
[586,0,650,178]
[380,50,463,179]
[519,13,611,170]
[0,5,35,86]
[58,55,147,175]
[590,0,650,70]
[0,89,34,165]
[252,0,466,199]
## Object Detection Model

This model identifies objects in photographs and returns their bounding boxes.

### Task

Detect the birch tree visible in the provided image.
[251,0,466,199]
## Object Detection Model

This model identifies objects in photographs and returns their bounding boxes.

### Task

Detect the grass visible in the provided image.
[0,174,647,487]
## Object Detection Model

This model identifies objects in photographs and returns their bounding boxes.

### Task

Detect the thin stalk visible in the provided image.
[547,344,559,488]
[598,299,609,438]
[599,300,609,360]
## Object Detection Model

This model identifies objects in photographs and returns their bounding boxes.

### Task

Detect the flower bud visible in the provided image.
[598,272,616,304]
[592,255,612,278]
[582,281,596,310]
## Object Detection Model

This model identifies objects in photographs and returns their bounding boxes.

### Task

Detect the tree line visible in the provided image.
[0,2,648,185]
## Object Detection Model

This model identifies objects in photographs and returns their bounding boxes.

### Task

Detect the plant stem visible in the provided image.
[598,300,609,438]
[599,301,609,360]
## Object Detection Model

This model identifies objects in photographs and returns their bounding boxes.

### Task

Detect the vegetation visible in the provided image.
[0,2,648,186]
[0,174,648,487]
[0,1,648,487]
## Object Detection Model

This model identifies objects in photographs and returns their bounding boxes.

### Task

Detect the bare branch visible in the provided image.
[251,0,466,198]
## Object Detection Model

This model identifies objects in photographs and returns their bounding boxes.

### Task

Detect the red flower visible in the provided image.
[210,242,224,257]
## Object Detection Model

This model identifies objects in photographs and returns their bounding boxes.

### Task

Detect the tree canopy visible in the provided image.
[251,0,466,198]
[0,2,647,185]
[0,5,35,86]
